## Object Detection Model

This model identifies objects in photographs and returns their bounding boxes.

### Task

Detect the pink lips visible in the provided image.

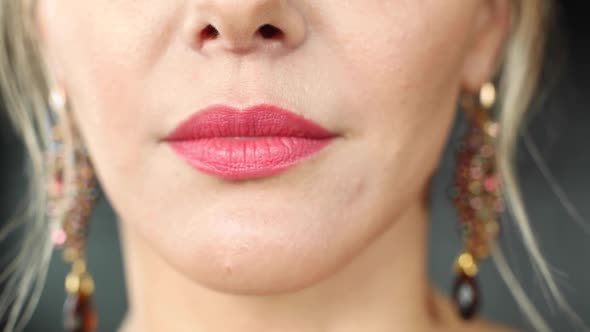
[165,104,337,180]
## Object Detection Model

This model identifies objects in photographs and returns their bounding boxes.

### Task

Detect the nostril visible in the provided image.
[258,24,283,39]
[200,24,219,41]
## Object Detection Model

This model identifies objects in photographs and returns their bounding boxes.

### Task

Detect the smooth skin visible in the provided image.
[36,0,513,331]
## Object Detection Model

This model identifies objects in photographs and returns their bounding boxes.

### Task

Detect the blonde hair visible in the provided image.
[0,0,585,331]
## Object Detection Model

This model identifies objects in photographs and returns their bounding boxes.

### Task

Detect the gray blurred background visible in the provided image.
[1,1,590,331]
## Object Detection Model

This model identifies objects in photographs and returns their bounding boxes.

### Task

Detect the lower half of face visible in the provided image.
[43,1,478,294]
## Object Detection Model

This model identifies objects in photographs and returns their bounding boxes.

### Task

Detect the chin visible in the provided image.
[153,207,388,296]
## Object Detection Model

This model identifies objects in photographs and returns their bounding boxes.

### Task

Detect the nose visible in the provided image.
[184,0,307,55]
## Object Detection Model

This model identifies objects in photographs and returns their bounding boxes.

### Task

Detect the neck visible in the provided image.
[118,199,448,332]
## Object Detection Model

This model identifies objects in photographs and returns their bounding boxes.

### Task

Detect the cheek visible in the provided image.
[45,2,171,176]
[332,2,470,108]
[322,3,470,186]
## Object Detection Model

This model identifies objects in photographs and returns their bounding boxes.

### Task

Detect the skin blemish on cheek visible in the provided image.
[337,175,366,208]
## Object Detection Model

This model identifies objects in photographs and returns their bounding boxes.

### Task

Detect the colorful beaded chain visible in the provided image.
[46,87,99,332]
[450,83,503,320]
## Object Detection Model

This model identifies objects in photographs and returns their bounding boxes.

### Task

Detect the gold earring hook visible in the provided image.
[479,82,496,109]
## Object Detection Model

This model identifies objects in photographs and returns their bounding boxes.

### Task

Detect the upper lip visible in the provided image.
[165,104,337,141]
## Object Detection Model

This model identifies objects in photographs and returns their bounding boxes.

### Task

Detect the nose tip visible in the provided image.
[185,0,306,55]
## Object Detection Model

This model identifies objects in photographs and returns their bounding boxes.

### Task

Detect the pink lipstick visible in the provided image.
[165,104,337,180]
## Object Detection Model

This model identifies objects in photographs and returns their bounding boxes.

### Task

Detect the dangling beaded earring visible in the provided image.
[450,82,503,320]
[46,85,99,332]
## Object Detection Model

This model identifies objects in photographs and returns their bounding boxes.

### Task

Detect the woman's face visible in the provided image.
[36,0,508,293]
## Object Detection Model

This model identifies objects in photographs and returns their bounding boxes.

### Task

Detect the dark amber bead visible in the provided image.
[452,272,480,320]
[63,292,97,332]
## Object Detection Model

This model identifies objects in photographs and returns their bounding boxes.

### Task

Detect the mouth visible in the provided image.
[164,104,338,181]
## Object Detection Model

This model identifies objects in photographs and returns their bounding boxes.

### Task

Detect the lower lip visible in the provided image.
[169,136,334,180]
